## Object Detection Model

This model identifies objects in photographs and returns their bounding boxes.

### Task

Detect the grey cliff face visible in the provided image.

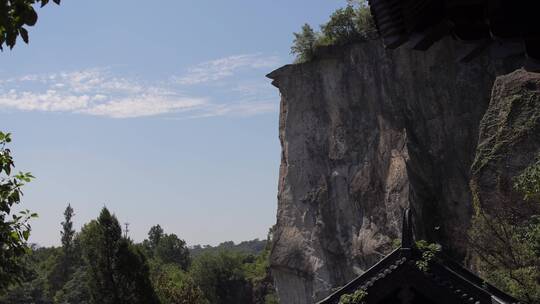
[267,38,521,303]
[471,69,540,220]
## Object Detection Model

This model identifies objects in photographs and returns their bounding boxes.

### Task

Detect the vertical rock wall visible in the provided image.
[471,69,540,219]
[267,38,520,303]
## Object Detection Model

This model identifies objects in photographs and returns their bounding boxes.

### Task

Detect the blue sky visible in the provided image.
[0,0,347,247]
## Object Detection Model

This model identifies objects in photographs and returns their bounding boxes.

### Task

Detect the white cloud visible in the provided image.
[0,56,281,119]
[173,54,281,85]
[0,69,206,118]
[80,95,205,119]
[190,100,278,119]
[0,90,90,112]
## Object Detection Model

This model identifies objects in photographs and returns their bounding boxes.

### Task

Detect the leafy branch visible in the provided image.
[0,131,36,290]
[0,0,61,50]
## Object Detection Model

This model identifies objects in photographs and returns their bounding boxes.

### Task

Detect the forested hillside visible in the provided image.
[0,205,277,304]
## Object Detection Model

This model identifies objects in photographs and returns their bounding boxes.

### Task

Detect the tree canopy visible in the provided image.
[0,205,277,304]
[291,1,376,63]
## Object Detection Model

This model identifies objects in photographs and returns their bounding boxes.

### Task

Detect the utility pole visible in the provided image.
[124,222,130,239]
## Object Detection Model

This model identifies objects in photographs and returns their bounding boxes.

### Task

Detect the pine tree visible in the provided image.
[148,224,164,250]
[82,207,159,304]
[83,208,121,304]
[60,204,75,260]
[45,204,77,298]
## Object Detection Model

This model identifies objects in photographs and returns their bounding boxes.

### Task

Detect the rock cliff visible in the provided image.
[267,38,524,303]
[471,69,540,220]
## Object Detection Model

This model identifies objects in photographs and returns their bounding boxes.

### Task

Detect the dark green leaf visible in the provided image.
[6,32,16,49]
[24,7,38,26]
[19,28,28,44]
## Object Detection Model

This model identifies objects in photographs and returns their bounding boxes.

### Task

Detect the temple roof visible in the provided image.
[367,0,540,65]
[317,210,520,304]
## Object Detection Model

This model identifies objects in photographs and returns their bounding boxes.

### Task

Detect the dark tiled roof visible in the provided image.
[317,248,520,304]
[317,210,520,304]
[367,0,540,62]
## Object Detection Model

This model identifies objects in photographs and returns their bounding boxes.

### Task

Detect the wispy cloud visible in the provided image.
[0,89,91,112]
[0,54,281,119]
[191,100,278,119]
[80,95,204,119]
[0,68,206,118]
[173,54,281,85]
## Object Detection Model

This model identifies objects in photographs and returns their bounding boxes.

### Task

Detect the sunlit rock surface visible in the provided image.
[267,38,521,303]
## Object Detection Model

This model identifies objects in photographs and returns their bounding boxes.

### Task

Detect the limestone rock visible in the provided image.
[267,38,520,303]
[471,69,540,217]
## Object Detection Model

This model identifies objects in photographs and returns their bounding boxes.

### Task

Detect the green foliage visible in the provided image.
[291,24,318,63]
[469,213,540,303]
[45,204,77,298]
[320,6,359,45]
[153,233,190,270]
[151,263,208,304]
[81,212,119,304]
[0,246,51,304]
[468,160,540,303]
[351,1,376,38]
[60,204,75,257]
[147,224,164,250]
[514,156,540,202]
[54,266,91,304]
[81,208,159,304]
[0,279,49,304]
[190,251,252,304]
[0,0,61,50]
[190,239,267,257]
[0,131,36,291]
[338,288,367,304]
[243,242,277,304]
[115,239,159,304]
[415,240,441,272]
[291,2,376,63]
[0,205,277,304]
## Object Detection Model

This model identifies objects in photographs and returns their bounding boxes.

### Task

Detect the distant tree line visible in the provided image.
[0,204,277,304]
[190,239,267,257]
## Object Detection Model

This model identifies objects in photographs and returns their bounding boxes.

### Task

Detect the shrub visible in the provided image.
[321,6,359,45]
[291,24,318,63]
[290,2,377,63]
[339,289,367,304]
[415,240,441,272]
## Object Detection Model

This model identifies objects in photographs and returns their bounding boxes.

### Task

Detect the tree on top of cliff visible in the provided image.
[291,24,318,63]
[0,0,61,50]
[291,2,376,63]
